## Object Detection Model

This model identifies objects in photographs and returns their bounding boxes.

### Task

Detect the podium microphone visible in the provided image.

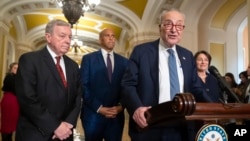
[208,66,241,103]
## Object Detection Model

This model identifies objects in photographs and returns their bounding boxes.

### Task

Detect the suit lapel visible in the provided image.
[176,46,188,78]
[149,40,160,97]
[96,51,110,82]
[112,53,122,83]
[63,56,72,89]
[41,47,66,88]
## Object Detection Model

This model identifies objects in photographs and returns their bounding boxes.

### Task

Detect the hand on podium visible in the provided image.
[133,106,151,129]
[137,93,196,131]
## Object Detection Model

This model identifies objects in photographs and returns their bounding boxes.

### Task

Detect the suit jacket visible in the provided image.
[80,50,128,122]
[121,39,211,133]
[15,47,82,141]
[198,72,223,102]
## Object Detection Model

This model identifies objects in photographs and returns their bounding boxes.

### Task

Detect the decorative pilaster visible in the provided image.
[0,21,10,97]
[125,32,159,57]
[248,0,250,64]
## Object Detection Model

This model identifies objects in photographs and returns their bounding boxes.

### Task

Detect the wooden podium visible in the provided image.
[145,93,250,126]
[144,93,250,140]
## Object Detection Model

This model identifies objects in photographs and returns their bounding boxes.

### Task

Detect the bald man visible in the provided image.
[79,28,128,141]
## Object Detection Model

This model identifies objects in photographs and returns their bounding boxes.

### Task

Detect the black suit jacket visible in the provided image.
[15,47,82,141]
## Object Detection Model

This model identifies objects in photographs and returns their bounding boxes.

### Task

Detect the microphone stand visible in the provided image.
[222,91,228,104]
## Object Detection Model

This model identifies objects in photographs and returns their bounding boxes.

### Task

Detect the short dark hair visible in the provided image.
[239,71,248,79]
[194,50,212,66]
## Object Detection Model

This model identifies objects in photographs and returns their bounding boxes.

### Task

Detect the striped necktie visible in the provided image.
[55,56,67,88]
[107,53,112,82]
[167,49,180,99]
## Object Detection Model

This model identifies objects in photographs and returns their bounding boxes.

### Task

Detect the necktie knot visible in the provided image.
[167,48,174,55]
[55,56,61,64]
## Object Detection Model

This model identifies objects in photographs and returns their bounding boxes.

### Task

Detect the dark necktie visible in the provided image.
[167,49,180,99]
[55,56,67,88]
[107,53,112,82]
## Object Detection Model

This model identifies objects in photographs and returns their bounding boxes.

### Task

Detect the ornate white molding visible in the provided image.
[0,21,9,33]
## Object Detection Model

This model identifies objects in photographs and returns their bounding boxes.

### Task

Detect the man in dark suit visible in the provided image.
[80,28,128,141]
[121,9,211,141]
[15,19,82,141]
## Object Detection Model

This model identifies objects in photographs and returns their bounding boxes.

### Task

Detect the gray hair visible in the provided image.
[45,19,71,34]
[159,8,185,24]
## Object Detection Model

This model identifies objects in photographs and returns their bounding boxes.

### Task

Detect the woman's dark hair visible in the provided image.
[194,50,212,65]
[239,71,248,79]
[225,72,238,88]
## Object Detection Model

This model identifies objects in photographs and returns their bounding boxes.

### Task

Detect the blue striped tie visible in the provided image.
[167,49,180,99]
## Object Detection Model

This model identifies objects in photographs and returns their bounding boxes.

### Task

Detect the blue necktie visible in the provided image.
[107,53,112,82]
[167,49,180,99]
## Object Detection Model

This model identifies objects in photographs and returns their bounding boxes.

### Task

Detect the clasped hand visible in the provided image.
[99,106,123,118]
[52,122,73,140]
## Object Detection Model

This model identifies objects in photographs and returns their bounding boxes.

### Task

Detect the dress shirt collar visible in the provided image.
[159,38,177,53]
[101,48,114,57]
[46,45,64,63]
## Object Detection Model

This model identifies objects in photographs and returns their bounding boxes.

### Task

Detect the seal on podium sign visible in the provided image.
[196,124,228,141]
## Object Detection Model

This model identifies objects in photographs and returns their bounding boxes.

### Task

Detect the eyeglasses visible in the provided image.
[161,22,185,31]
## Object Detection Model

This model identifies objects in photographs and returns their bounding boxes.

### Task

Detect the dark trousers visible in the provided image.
[129,120,199,141]
[2,133,13,141]
[130,126,185,141]
[82,117,124,141]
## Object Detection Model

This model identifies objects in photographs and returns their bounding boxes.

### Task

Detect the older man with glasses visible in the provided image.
[121,8,211,141]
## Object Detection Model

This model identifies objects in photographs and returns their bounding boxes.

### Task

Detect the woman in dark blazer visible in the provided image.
[194,50,222,102]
